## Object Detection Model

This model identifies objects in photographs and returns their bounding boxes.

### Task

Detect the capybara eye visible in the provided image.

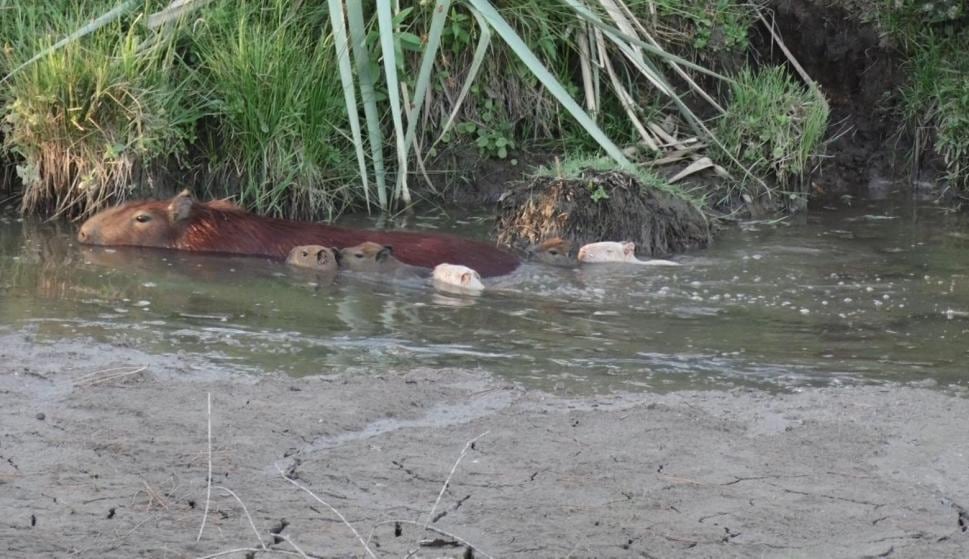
[355,253,363,258]
[549,250,559,255]
[301,250,308,257]
[134,214,151,223]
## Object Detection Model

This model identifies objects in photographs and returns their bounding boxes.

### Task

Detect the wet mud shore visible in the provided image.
[2,329,968,558]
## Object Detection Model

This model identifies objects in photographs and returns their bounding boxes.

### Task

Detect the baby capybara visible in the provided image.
[286,245,340,272]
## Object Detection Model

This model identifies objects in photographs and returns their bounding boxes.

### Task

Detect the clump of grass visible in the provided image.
[1,2,199,218]
[716,66,829,203]
[533,154,697,204]
[895,27,969,190]
[191,0,357,220]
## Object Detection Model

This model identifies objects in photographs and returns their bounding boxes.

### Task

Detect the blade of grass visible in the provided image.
[147,0,214,30]
[428,4,492,152]
[327,0,371,211]
[376,1,410,205]
[576,24,598,115]
[464,0,633,170]
[594,28,659,151]
[560,0,730,82]
[346,0,388,210]
[397,0,452,203]
[1,0,138,85]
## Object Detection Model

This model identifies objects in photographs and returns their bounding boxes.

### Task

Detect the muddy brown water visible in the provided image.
[1,200,968,392]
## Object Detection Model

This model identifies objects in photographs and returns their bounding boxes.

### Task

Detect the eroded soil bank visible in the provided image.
[2,330,968,558]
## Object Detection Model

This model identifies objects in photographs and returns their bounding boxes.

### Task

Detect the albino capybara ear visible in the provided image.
[168,189,195,223]
[460,272,472,285]
[622,241,636,258]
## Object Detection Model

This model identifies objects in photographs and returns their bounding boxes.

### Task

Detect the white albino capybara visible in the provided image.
[432,263,485,294]
[286,244,340,272]
[577,241,679,266]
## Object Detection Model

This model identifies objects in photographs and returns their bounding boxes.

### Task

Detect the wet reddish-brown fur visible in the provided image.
[79,195,519,277]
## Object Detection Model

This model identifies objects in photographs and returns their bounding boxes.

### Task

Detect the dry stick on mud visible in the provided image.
[368,520,494,559]
[423,431,490,531]
[215,486,267,551]
[273,462,378,559]
[196,392,213,542]
[74,365,147,387]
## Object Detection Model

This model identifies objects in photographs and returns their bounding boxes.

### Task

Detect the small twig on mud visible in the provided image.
[370,519,494,559]
[74,365,147,387]
[141,479,170,511]
[196,393,213,542]
[215,485,266,551]
[423,431,489,533]
[194,548,303,559]
[274,463,377,559]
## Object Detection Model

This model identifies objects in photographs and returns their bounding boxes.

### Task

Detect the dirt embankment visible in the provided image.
[2,330,968,558]
[757,0,913,200]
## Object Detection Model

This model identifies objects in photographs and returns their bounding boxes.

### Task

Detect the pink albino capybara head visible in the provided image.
[577,241,637,263]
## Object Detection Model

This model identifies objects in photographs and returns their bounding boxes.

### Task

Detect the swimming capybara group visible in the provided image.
[77,190,519,277]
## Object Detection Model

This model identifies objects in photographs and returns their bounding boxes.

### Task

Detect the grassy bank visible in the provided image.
[1,0,833,220]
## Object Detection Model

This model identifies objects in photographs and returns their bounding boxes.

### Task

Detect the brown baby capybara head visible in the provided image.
[77,190,200,248]
[286,245,340,272]
[531,237,575,267]
[337,241,398,272]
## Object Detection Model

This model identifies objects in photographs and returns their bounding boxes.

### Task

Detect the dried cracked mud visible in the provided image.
[1,330,968,558]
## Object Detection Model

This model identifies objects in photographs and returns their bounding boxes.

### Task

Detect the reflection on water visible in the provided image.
[1,201,968,392]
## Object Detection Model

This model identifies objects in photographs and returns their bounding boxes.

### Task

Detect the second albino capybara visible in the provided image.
[577,241,679,266]
[77,190,519,277]
[286,245,340,272]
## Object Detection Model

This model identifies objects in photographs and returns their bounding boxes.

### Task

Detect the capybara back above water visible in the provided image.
[77,190,519,277]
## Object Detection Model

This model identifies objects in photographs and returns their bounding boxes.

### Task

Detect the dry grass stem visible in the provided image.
[74,366,147,387]
[423,431,490,533]
[372,519,495,559]
[215,485,267,551]
[274,463,377,559]
[196,392,213,542]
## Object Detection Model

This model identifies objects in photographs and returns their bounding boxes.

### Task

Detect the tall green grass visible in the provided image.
[1,0,821,219]
[892,25,969,191]
[1,1,198,218]
[715,66,829,206]
[191,0,356,220]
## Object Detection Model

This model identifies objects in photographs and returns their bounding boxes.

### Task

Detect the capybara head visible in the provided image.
[531,237,575,267]
[337,241,398,272]
[577,241,637,263]
[78,189,199,248]
[432,263,485,293]
[286,245,340,272]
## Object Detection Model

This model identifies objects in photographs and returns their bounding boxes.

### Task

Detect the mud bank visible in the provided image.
[1,330,968,558]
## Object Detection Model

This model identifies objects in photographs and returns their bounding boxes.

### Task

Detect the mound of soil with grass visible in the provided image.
[496,170,711,257]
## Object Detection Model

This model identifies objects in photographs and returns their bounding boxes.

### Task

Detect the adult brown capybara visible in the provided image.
[77,190,520,277]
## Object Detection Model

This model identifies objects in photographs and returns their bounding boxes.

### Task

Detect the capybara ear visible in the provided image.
[376,245,393,262]
[168,190,195,223]
[622,241,636,257]
[333,248,343,266]
[460,272,471,285]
